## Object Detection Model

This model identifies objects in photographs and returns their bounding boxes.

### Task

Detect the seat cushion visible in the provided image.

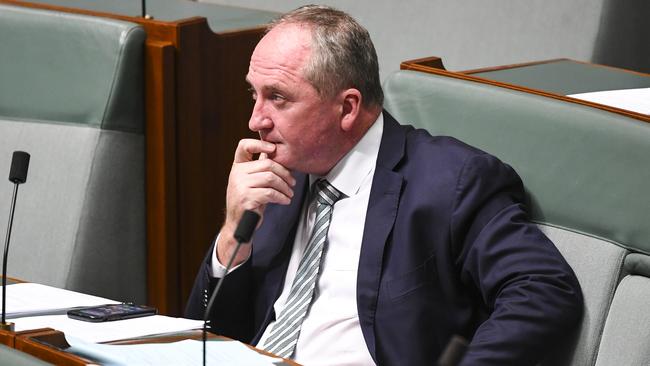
[594,274,650,366]
[539,225,626,366]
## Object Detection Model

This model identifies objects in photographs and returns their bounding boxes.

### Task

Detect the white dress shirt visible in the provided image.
[214,114,383,366]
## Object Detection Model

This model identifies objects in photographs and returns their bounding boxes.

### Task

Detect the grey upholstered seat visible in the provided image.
[0,4,146,303]
[383,69,650,366]
[593,254,650,366]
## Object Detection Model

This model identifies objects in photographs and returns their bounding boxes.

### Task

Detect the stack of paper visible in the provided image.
[65,336,282,366]
[3,283,204,343]
[568,87,650,115]
[1,283,119,318]
[13,314,204,343]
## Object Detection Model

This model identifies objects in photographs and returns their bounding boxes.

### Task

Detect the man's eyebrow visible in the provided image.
[244,81,286,94]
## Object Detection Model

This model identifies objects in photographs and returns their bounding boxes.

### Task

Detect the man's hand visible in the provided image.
[217,139,296,266]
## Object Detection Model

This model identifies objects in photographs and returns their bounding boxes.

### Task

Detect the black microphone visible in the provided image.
[202,210,260,365]
[2,151,30,331]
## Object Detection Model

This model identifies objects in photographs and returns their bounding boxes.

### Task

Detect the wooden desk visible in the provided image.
[463,59,650,96]
[401,57,650,123]
[1,327,300,365]
[1,0,275,316]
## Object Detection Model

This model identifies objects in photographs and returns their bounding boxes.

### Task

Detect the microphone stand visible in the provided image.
[202,210,260,366]
[2,151,30,332]
[1,184,19,331]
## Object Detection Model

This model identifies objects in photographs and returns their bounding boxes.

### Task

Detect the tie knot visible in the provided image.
[314,179,342,206]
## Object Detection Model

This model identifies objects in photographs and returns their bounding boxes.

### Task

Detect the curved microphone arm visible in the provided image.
[2,151,30,331]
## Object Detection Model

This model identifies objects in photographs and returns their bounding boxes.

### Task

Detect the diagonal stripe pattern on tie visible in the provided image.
[263,179,342,359]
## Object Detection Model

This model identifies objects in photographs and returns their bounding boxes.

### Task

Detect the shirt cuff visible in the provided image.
[209,234,249,278]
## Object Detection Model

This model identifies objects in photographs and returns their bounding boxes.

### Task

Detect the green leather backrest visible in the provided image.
[383,70,650,254]
[23,0,279,33]
[148,0,278,32]
[0,4,145,133]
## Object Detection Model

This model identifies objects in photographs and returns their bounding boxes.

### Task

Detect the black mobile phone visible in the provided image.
[67,304,157,322]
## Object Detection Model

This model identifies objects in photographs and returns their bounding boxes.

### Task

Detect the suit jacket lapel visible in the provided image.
[357,112,406,361]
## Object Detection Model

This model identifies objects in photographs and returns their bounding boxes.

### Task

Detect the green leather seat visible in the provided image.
[0,4,146,303]
[383,70,650,366]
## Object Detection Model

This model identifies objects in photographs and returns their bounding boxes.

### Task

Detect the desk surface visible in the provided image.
[1,279,300,365]
[466,59,650,95]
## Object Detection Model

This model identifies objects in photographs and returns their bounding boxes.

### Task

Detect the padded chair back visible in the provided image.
[383,70,650,366]
[0,4,146,303]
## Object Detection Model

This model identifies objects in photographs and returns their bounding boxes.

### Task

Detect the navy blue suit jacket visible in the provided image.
[186,112,583,365]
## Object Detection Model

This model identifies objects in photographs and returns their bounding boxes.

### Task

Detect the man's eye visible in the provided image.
[271,93,285,101]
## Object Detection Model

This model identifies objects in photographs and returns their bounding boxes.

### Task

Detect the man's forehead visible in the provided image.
[247,23,312,85]
[252,23,311,65]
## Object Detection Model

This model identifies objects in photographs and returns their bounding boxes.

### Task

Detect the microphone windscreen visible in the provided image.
[9,151,30,184]
[233,210,260,243]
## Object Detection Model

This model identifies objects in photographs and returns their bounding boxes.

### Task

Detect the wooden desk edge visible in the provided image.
[400,57,650,123]
[108,330,302,366]
[6,327,301,366]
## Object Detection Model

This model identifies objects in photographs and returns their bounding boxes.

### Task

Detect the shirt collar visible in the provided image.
[310,112,384,198]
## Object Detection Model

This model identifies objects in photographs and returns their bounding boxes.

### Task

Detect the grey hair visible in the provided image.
[268,5,384,108]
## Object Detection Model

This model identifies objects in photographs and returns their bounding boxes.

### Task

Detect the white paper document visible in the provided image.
[13,314,204,343]
[65,336,282,366]
[1,283,119,318]
[568,87,650,115]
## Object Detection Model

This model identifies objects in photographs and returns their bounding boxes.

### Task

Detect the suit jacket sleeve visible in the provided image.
[184,242,256,343]
[452,153,583,365]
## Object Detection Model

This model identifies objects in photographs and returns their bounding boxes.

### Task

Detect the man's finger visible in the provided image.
[234,139,276,163]
[248,171,295,199]
[243,158,296,187]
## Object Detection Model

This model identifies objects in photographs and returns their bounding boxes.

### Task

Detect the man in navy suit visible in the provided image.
[186,5,582,365]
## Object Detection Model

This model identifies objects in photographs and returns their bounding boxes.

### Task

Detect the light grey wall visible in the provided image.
[199,0,649,80]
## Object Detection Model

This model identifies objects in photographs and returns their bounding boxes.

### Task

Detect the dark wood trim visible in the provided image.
[144,40,179,316]
[400,58,650,123]
[0,329,14,347]
[399,56,446,70]
[14,329,93,365]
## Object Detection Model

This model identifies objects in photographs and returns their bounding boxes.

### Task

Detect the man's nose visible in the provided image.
[249,100,272,131]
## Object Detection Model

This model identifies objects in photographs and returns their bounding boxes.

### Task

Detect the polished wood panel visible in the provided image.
[2,0,265,315]
[15,329,92,365]
[144,40,178,316]
[0,328,14,347]
[401,57,650,123]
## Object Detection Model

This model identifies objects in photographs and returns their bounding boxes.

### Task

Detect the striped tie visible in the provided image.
[263,179,342,358]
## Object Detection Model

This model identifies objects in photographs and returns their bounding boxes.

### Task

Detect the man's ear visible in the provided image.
[340,88,362,132]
